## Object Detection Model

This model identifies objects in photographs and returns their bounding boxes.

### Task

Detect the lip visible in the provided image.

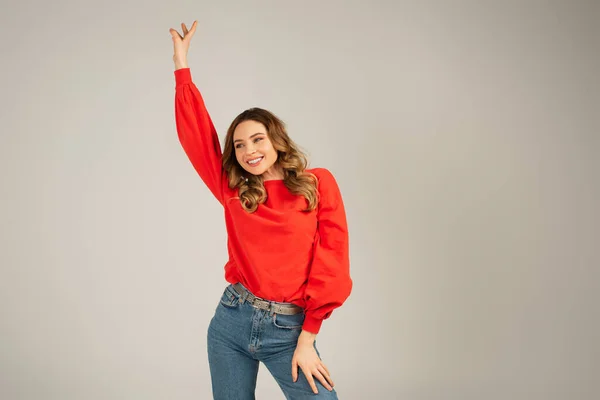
[246,156,264,167]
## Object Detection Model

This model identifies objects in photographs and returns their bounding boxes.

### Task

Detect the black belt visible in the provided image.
[232,283,304,315]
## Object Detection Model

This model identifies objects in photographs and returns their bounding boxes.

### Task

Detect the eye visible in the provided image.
[254,137,263,143]
[235,143,244,149]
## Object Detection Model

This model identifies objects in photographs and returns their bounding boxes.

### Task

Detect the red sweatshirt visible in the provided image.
[174,68,352,334]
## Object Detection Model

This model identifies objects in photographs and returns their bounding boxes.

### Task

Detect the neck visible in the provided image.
[262,165,284,181]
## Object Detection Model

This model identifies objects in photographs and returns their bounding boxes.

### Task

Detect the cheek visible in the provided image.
[261,141,277,157]
[267,145,278,161]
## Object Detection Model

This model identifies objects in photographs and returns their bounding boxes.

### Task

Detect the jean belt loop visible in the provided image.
[240,291,249,305]
[268,303,276,317]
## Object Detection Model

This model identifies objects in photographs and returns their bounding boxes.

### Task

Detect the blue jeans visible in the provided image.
[207,283,339,399]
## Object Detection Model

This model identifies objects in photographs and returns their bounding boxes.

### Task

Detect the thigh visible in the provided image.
[260,313,338,399]
[207,286,259,400]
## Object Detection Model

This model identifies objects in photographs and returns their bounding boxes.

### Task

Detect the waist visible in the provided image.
[231,282,304,315]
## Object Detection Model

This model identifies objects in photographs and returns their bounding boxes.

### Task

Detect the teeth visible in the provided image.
[248,157,263,165]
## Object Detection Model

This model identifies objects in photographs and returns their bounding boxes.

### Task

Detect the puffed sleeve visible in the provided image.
[302,168,353,334]
[174,68,226,204]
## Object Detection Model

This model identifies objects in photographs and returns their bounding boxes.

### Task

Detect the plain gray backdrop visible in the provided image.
[1,1,598,399]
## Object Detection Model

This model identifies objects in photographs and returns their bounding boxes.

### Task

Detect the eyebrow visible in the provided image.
[234,133,266,143]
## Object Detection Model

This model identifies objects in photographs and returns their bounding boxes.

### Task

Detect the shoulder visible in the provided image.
[306,167,337,185]
[305,167,342,198]
[305,167,336,180]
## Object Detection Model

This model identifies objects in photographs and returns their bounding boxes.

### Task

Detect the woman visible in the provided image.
[169,21,352,399]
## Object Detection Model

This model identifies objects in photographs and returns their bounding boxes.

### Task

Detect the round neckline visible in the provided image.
[263,179,284,183]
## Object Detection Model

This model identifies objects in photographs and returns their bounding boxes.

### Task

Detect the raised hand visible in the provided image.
[169,21,197,70]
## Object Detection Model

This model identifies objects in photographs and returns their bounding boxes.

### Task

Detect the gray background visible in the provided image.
[1,1,598,399]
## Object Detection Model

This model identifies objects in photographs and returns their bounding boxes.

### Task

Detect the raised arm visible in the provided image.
[170,21,225,204]
[174,68,225,204]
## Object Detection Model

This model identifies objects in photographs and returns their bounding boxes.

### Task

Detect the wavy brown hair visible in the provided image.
[222,108,318,213]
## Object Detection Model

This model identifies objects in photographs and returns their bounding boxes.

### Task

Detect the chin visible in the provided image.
[241,167,265,176]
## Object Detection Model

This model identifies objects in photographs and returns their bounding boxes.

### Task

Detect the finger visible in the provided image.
[181,22,188,35]
[312,369,333,391]
[301,366,318,394]
[319,362,333,383]
[185,20,197,40]
[320,362,331,377]
[317,364,334,388]
[189,20,197,36]
[169,28,183,41]
[291,358,298,382]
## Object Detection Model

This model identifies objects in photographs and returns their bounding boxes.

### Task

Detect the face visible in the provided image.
[233,120,280,178]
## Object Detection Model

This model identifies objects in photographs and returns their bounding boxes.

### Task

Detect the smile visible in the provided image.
[247,156,264,166]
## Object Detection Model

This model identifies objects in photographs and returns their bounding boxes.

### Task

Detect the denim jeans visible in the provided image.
[207,283,339,399]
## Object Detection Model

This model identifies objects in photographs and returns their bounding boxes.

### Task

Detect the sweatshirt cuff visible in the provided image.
[174,68,192,86]
[302,314,323,334]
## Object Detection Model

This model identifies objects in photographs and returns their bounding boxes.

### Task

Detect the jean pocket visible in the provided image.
[272,312,305,330]
[219,286,240,309]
